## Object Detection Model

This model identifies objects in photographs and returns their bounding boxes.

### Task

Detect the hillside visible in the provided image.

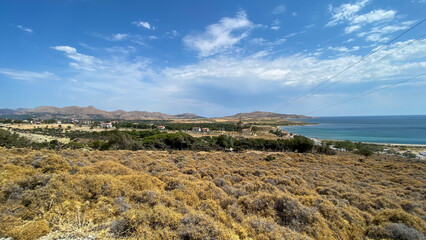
[0,106,204,120]
[224,111,310,120]
[0,149,424,239]
[0,106,309,121]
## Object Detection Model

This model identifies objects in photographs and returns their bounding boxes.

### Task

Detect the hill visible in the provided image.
[0,106,204,120]
[224,111,310,120]
[0,106,309,121]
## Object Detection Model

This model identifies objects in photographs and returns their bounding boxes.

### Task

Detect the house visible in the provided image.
[101,122,113,128]
[202,128,210,133]
[281,130,290,137]
[192,127,201,132]
[242,128,251,134]
[82,121,93,125]
[157,126,166,130]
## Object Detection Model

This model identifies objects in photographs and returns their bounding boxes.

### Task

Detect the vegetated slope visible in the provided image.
[2,106,204,120]
[224,111,310,120]
[1,149,425,239]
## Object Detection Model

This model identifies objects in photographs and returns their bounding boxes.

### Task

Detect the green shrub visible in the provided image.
[402,151,416,159]
[284,135,315,153]
[334,140,355,151]
[315,144,337,155]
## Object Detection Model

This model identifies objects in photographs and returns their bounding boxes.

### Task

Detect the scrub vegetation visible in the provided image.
[0,148,424,239]
[0,129,327,154]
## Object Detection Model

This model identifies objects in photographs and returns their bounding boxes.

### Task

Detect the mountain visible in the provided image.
[0,109,17,115]
[0,106,309,120]
[0,106,205,120]
[223,111,310,120]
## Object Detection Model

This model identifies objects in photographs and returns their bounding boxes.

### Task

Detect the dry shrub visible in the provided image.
[32,154,71,173]
[178,213,224,240]
[82,160,134,175]
[372,209,426,233]
[367,223,425,240]
[8,220,50,240]
[0,148,425,239]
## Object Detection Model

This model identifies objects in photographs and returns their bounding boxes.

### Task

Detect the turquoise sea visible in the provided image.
[281,115,426,145]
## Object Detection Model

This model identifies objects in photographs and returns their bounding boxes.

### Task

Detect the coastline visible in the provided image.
[310,137,426,148]
[280,115,426,147]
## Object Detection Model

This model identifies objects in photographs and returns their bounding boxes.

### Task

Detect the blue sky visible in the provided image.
[0,0,425,117]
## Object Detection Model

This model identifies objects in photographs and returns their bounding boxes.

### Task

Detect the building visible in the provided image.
[157,126,166,130]
[100,122,113,128]
[281,130,290,137]
[242,128,251,134]
[202,128,210,133]
[192,127,201,132]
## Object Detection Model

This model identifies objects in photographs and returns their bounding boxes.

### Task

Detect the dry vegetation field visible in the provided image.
[0,148,425,239]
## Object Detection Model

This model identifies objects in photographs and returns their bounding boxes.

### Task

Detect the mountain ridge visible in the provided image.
[0,106,309,120]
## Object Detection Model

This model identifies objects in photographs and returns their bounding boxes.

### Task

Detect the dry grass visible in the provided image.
[0,148,424,239]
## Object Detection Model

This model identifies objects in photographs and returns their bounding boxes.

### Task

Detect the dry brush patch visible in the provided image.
[0,148,425,239]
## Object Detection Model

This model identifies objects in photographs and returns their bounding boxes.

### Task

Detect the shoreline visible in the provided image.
[279,127,426,147]
[311,137,426,148]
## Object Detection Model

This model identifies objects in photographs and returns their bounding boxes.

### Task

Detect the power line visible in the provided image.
[284,33,426,108]
[273,18,426,113]
[303,72,426,116]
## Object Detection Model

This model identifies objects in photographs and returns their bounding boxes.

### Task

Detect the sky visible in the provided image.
[0,0,425,117]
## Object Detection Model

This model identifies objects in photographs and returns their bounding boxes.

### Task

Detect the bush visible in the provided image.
[367,223,424,240]
[284,135,315,153]
[356,147,374,157]
[274,196,317,232]
[9,220,50,240]
[0,129,31,148]
[66,141,84,149]
[265,155,276,161]
[402,151,417,159]
[334,140,355,151]
[178,213,222,240]
[315,144,337,155]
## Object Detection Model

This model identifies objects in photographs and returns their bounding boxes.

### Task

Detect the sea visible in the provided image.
[281,115,426,145]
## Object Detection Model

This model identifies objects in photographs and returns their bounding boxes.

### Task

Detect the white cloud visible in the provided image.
[167,29,178,38]
[48,39,426,116]
[327,0,396,28]
[273,5,286,14]
[51,46,101,71]
[0,69,56,81]
[328,46,360,52]
[326,0,409,43]
[345,25,361,34]
[271,19,281,30]
[326,0,370,27]
[183,11,253,57]
[132,21,154,30]
[111,33,128,41]
[165,38,426,90]
[359,21,414,42]
[16,25,33,33]
[352,9,396,24]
